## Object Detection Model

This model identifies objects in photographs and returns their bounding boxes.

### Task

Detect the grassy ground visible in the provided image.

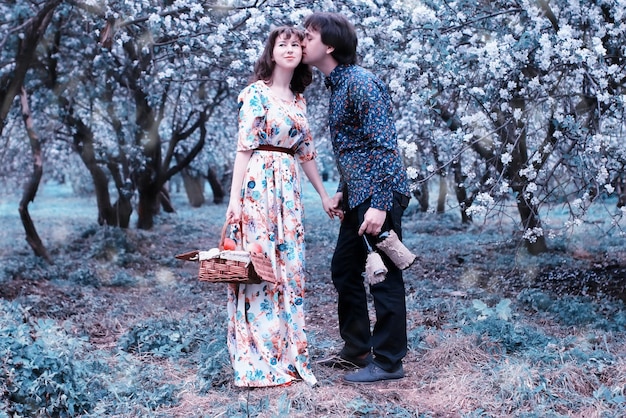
[1,181,625,417]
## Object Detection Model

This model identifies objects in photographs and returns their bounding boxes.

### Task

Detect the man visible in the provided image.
[302,12,411,383]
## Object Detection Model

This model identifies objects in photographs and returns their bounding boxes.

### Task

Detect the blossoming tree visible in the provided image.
[1,0,624,257]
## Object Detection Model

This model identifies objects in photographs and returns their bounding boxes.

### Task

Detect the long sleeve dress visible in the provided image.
[226,80,317,387]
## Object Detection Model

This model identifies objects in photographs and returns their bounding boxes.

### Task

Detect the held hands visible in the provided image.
[358,207,386,236]
[323,192,344,221]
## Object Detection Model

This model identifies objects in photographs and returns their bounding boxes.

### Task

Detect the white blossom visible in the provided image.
[230,60,243,70]
[596,162,608,184]
[399,140,418,159]
[406,166,419,180]
[148,13,160,26]
[226,77,238,88]
[519,166,537,180]
[523,227,544,243]
[157,68,174,80]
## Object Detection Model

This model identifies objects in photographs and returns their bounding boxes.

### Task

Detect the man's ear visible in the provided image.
[326,46,335,55]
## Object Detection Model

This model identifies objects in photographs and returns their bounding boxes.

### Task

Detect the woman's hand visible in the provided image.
[226,201,242,224]
[300,159,344,221]
[226,150,252,224]
[328,192,344,221]
[322,195,342,219]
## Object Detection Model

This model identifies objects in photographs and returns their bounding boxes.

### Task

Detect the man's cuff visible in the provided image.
[371,187,393,212]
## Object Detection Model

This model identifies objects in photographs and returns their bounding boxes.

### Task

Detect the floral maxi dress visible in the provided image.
[226,81,317,387]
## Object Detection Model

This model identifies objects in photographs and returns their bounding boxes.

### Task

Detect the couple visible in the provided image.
[225,12,410,387]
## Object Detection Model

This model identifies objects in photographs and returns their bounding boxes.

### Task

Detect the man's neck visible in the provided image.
[316,57,339,77]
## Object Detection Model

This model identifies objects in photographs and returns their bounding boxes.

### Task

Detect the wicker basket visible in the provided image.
[175,222,277,284]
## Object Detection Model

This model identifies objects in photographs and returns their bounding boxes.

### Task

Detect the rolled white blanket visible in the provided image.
[198,248,221,260]
[376,230,416,270]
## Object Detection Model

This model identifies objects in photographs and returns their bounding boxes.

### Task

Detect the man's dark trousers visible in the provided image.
[331,191,409,372]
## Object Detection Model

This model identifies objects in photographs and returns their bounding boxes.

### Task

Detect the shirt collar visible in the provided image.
[324,65,351,90]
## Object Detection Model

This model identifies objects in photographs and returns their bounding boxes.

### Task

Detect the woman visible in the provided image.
[225,26,336,387]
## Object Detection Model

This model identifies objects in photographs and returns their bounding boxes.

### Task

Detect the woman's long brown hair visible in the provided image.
[251,26,313,94]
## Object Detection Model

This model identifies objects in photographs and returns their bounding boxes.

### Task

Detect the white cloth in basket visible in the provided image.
[198,248,251,264]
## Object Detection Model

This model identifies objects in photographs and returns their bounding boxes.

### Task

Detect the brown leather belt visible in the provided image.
[256,144,296,156]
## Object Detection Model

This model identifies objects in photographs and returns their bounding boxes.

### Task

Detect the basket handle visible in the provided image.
[220,220,244,251]
[175,250,199,261]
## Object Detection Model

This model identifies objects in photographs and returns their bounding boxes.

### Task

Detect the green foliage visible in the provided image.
[345,397,377,414]
[196,339,231,391]
[118,317,201,358]
[518,289,626,331]
[118,304,234,395]
[0,297,231,416]
[516,289,554,312]
[472,299,513,321]
[110,270,139,287]
[0,254,50,282]
[81,227,141,267]
[0,301,95,416]
[67,267,100,287]
[340,397,421,417]
[109,363,181,413]
[463,312,553,356]
[550,296,600,327]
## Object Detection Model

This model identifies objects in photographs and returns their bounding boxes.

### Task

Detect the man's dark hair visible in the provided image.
[304,12,358,65]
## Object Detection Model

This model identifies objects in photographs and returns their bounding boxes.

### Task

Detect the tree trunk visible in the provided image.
[436,175,447,214]
[515,192,548,255]
[616,175,626,208]
[0,0,60,137]
[413,176,429,212]
[112,198,133,228]
[133,83,163,230]
[506,98,548,254]
[18,88,52,263]
[182,170,205,208]
[62,100,132,228]
[431,101,472,222]
[137,199,156,229]
[207,166,225,204]
[136,181,175,228]
[452,160,471,223]
[136,173,160,230]
[160,187,175,213]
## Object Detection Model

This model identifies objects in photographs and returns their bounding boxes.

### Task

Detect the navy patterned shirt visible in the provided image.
[325,64,410,211]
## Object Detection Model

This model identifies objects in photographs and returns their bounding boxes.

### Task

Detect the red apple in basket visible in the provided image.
[223,238,236,251]
[249,242,263,253]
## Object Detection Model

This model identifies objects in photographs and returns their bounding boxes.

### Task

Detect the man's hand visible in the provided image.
[322,196,342,219]
[329,192,344,221]
[358,207,386,236]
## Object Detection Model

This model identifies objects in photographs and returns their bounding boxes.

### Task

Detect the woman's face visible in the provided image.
[272,33,302,70]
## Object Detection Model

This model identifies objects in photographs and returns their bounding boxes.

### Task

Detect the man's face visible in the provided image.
[301,28,328,67]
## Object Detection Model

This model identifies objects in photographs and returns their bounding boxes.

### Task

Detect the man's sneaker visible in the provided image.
[343,363,404,383]
[316,351,372,369]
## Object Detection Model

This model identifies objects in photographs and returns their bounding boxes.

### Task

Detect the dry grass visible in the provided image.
[2,183,626,417]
